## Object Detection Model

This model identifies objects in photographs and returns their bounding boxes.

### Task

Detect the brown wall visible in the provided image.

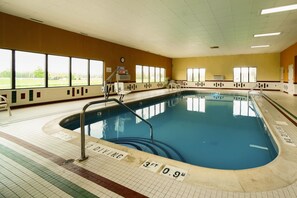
[0,12,172,81]
[280,42,297,83]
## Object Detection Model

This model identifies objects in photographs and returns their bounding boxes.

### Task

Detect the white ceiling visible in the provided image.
[1,0,297,58]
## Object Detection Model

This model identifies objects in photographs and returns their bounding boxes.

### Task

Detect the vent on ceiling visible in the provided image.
[29,18,43,23]
[210,46,219,49]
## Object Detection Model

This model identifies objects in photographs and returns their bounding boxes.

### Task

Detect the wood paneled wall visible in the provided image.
[0,12,172,81]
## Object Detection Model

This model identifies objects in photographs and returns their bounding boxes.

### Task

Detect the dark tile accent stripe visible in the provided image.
[0,144,99,198]
[11,91,17,103]
[0,131,147,198]
[262,95,297,127]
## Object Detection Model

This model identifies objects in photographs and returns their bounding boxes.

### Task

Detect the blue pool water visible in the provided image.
[61,91,277,170]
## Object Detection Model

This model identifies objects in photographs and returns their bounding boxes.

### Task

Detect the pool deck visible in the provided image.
[0,89,297,198]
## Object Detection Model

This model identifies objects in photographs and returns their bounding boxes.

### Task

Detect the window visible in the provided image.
[136,65,142,83]
[0,49,12,89]
[2,48,106,89]
[48,55,70,87]
[160,68,165,82]
[199,68,206,81]
[136,65,165,83]
[187,68,205,82]
[155,67,160,82]
[233,68,241,82]
[90,60,104,85]
[149,67,155,82]
[187,69,193,82]
[15,51,46,88]
[143,66,149,83]
[249,67,257,82]
[193,69,199,81]
[233,67,257,82]
[71,58,88,86]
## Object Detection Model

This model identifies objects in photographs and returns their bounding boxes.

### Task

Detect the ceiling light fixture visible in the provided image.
[251,45,270,48]
[254,32,281,37]
[261,4,297,14]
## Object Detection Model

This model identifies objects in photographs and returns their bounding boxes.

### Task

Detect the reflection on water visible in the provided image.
[75,120,106,139]
[115,116,131,133]
[77,94,257,139]
[136,102,166,123]
[233,98,256,117]
[186,97,205,113]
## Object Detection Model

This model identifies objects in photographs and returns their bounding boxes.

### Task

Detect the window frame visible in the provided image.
[47,54,70,87]
[136,65,143,83]
[136,65,166,83]
[15,50,46,89]
[0,48,13,89]
[233,67,257,83]
[90,59,104,86]
[187,68,206,82]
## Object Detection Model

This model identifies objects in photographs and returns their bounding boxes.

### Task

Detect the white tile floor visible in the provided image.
[0,89,297,198]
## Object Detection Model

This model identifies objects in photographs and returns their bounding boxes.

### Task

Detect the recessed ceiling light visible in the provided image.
[254,32,281,37]
[251,45,270,48]
[261,4,297,14]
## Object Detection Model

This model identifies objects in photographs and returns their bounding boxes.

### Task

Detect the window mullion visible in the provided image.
[11,50,16,89]
[45,54,48,88]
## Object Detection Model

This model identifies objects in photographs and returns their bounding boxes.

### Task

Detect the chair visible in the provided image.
[0,95,12,116]
[114,82,131,102]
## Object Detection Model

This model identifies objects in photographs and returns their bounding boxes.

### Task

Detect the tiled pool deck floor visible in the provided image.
[0,89,297,198]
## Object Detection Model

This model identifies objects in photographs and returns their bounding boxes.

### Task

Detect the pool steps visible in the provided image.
[107,137,185,162]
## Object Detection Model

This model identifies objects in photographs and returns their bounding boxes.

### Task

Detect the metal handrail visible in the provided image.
[247,83,258,108]
[103,66,122,100]
[247,83,258,98]
[79,98,154,161]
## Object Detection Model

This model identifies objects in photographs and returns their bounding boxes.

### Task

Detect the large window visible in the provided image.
[155,67,160,82]
[90,60,104,85]
[149,67,155,82]
[136,65,143,83]
[136,65,165,83]
[187,68,205,82]
[233,67,257,82]
[1,48,105,89]
[0,49,12,89]
[71,58,88,86]
[160,68,165,82]
[143,66,149,83]
[48,55,70,87]
[15,51,46,88]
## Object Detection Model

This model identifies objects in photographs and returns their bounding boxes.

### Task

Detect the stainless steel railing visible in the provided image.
[79,98,154,161]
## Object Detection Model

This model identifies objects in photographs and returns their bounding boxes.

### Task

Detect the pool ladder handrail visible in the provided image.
[79,98,154,161]
[247,83,258,98]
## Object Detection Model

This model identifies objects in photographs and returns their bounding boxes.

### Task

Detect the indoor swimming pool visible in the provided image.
[61,91,278,170]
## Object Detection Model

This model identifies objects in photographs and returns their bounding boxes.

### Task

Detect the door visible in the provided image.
[288,64,294,95]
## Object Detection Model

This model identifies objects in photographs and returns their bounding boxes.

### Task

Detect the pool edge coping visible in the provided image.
[43,89,297,193]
